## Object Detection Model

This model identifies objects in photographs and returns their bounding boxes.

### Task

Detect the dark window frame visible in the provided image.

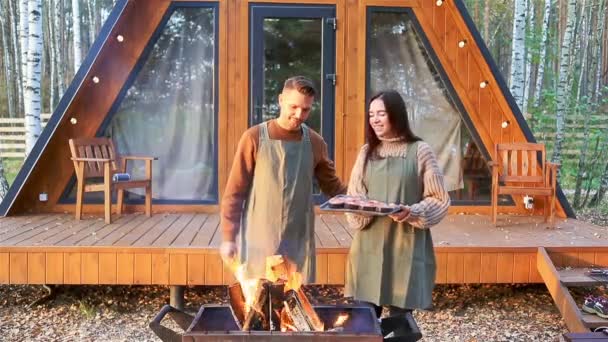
[365,6,511,206]
[59,1,220,205]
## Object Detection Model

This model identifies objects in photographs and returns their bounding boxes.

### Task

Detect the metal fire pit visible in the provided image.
[150,304,384,341]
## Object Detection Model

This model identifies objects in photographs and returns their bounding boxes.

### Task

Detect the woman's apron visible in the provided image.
[239,121,316,283]
[345,141,436,309]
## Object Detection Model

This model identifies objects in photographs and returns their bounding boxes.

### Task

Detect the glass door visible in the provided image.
[249,4,336,157]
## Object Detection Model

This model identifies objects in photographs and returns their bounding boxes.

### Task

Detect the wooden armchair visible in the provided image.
[68,137,157,223]
[489,143,559,226]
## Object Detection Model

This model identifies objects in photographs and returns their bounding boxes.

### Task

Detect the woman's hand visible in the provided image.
[388,205,411,222]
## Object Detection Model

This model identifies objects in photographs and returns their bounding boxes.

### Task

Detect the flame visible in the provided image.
[281,322,298,332]
[225,257,257,313]
[334,313,349,327]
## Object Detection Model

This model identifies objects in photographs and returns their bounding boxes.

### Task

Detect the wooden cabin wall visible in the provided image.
[9,0,566,218]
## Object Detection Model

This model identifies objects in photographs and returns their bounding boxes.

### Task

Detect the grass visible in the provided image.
[2,158,24,186]
[78,300,97,320]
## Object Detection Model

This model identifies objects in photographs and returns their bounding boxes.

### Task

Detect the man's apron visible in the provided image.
[239,121,316,283]
[345,141,436,309]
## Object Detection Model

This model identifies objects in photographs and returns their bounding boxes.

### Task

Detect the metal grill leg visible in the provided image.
[170,286,185,310]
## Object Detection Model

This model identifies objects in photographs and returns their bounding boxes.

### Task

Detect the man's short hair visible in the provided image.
[283,76,317,98]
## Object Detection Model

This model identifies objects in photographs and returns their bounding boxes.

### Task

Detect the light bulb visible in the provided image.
[70,117,77,124]
[116,35,124,42]
[436,0,444,5]
[479,80,489,88]
[501,120,510,128]
[458,39,467,48]
[92,76,100,84]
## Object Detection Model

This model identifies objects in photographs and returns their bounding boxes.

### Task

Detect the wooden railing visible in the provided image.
[0,114,52,158]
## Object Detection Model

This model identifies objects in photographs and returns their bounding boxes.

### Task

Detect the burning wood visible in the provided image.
[242,279,271,331]
[225,255,324,332]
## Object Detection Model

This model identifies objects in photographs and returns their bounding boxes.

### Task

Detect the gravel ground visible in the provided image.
[0,283,568,341]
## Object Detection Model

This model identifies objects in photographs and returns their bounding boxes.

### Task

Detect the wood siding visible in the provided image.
[1,213,604,285]
[6,0,568,218]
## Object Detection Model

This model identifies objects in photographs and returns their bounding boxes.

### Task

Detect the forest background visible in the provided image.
[0,0,606,214]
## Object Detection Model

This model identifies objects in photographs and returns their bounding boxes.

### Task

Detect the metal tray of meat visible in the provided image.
[319,195,402,216]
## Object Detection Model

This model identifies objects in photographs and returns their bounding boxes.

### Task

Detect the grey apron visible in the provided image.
[345,141,436,309]
[239,121,316,283]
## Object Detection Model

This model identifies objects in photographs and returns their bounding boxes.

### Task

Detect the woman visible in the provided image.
[345,90,450,318]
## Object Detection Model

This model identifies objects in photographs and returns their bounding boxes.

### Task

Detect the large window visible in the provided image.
[367,8,496,204]
[64,5,218,204]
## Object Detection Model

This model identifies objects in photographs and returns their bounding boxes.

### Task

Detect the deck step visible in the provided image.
[559,268,608,287]
[581,312,608,329]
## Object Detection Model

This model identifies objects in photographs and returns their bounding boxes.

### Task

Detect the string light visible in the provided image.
[92,76,100,84]
[479,80,489,88]
[116,35,124,42]
[436,0,444,6]
[501,120,510,128]
[70,117,77,124]
[458,39,467,48]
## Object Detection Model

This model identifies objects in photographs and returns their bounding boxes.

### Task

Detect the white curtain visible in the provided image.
[106,8,217,201]
[369,14,463,192]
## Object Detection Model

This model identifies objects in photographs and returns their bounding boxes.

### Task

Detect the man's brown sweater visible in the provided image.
[221,119,346,242]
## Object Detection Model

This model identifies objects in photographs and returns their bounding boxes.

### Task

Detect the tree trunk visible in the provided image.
[19,0,29,115]
[24,0,42,156]
[533,0,552,107]
[54,0,65,98]
[8,0,23,115]
[0,2,15,118]
[483,0,490,42]
[509,0,527,111]
[593,0,606,102]
[48,0,56,112]
[522,0,535,113]
[72,0,82,73]
[552,0,577,167]
[590,159,608,206]
[0,158,10,201]
[573,0,591,208]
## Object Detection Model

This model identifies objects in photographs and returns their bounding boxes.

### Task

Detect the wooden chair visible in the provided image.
[69,137,157,223]
[489,143,559,226]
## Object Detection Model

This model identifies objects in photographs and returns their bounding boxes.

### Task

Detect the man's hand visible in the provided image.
[388,205,411,222]
[220,241,238,262]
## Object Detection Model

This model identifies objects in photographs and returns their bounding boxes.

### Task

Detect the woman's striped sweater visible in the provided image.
[345,138,451,230]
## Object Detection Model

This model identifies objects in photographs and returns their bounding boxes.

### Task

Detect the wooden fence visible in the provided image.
[0,114,51,158]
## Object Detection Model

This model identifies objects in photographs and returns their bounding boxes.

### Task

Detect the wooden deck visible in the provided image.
[1,213,607,286]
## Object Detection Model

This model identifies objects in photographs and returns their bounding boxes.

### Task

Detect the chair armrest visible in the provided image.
[121,155,158,161]
[71,157,112,162]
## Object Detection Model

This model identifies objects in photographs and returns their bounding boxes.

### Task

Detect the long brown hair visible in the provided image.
[364,90,421,165]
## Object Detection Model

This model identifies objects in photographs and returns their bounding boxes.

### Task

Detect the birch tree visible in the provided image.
[19,0,29,114]
[48,0,56,111]
[54,0,64,99]
[72,0,82,73]
[522,0,535,112]
[8,0,23,114]
[0,158,9,201]
[24,0,42,156]
[0,3,15,118]
[573,0,591,208]
[552,0,577,166]
[533,0,552,106]
[509,0,527,111]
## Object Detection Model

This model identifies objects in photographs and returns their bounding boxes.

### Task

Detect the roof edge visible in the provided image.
[453,0,575,218]
[0,0,130,216]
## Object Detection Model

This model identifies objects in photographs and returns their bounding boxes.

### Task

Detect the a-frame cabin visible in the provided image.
[0,0,606,331]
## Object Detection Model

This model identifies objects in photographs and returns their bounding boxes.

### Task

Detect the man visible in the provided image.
[220,76,346,283]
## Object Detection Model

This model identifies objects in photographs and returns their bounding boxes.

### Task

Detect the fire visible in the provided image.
[333,313,349,327]
[225,258,258,314]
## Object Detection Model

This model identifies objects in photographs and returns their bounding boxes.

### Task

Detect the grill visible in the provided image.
[151,304,383,341]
